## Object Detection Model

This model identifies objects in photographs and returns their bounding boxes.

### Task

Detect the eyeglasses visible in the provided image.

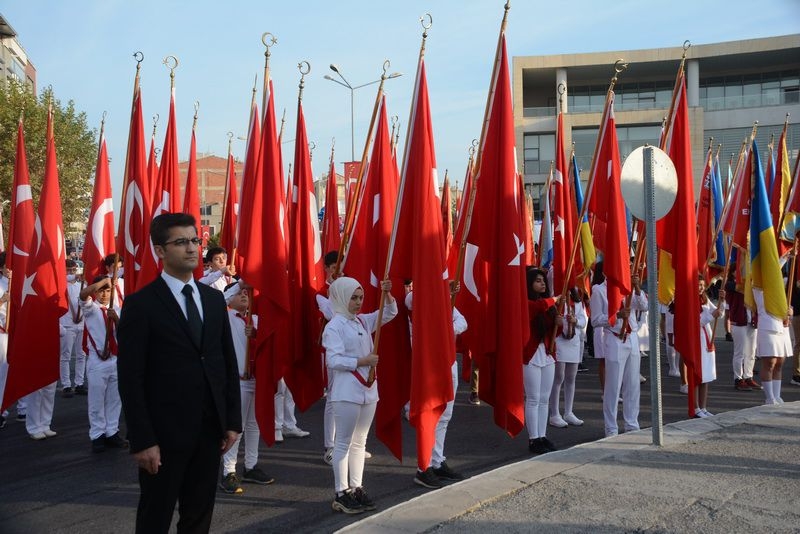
[162,237,202,247]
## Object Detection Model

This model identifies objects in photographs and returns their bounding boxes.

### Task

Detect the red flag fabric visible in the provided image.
[235,96,261,273]
[696,147,715,283]
[441,173,453,254]
[117,87,150,296]
[83,134,116,284]
[286,98,325,412]
[771,126,792,256]
[721,151,752,251]
[238,80,286,444]
[7,117,35,333]
[182,128,204,279]
[461,36,528,436]
[594,94,630,324]
[321,153,342,255]
[3,109,68,410]
[388,57,455,470]
[219,151,239,257]
[656,72,701,416]
[521,180,536,267]
[447,160,474,278]
[552,112,578,295]
[146,136,158,212]
[343,161,362,216]
[344,96,411,461]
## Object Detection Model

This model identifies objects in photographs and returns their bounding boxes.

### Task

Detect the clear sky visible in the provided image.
[3,0,799,207]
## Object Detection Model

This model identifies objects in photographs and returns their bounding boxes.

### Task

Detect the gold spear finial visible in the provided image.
[163,55,179,89]
[420,13,433,54]
[192,101,200,131]
[152,113,159,138]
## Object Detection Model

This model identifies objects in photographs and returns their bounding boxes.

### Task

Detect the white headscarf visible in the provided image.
[328,276,362,320]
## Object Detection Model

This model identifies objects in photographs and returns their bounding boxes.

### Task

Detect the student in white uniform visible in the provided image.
[199,247,235,293]
[323,276,396,515]
[274,379,310,441]
[80,276,128,452]
[753,286,792,404]
[60,260,87,398]
[592,271,648,437]
[589,264,608,393]
[406,286,468,489]
[219,281,274,494]
[549,287,587,428]
[0,253,10,428]
[696,277,722,417]
[102,254,125,306]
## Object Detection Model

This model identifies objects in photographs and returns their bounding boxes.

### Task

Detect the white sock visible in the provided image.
[762,381,774,403]
[773,379,782,401]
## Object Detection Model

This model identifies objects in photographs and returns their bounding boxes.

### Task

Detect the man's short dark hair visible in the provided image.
[93,275,108,284]
[66,259,77,268]
[0,251,7,268]
[324,250,339,268]
[103,253,122,267]
[205,247,226,263]
[150,213,197,246]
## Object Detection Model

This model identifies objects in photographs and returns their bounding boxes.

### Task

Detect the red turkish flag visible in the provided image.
[595,94,630,325]
[182,128,204,279]
[343,161,362,217]
[7,117,35,333]
[461,35,528,436]
[117,86,151,296]
[552,112,578,295]
[238,80,287,443]
[321,153,342,256]
[146,137,158,211]
[83,134,116,284]
[235,96,261,273]
[721,150,751,251]
[389,58,455,470]
[345,96,411,461]
[3,109,68,410]
[696,147,715,283]
[286,98,325,411]
[219,151,239,257]
[520,176,536,267]
[447,160,474,278]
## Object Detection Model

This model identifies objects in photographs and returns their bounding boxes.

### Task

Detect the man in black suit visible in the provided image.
[118,213,242,533]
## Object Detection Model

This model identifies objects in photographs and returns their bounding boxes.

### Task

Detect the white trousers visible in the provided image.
[731,325,756,380]
[523,361,555,439]
[223,379,259,474]
[430,362,458,469]
[331,401,376,493]
[603,335,640,436]
[59,326,86,388]
[274,378,298,431]
[549,361,579,417]
[24,382,57,435]
[324,392,336,449]
[86,354,121,440]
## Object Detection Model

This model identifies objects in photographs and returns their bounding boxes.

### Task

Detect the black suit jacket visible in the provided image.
[117,276,242,453]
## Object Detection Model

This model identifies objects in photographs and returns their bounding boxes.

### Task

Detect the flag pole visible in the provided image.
[372,13,435,385]
[450,143,477,308]
[333,59,398,278]
[261,32,277,123]
[451,1,511,307]
[223,132,237,270]
[537,162,554,267]
[774,113,793,241]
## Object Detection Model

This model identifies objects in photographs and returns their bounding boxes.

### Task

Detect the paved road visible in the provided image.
[1,337,798,533]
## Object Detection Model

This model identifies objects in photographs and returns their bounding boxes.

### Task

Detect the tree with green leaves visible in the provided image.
[0,81,97,245]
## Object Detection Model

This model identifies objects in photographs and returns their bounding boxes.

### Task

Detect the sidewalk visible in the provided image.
[340,402,800,533]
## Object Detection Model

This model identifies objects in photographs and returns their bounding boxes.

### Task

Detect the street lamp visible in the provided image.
[324,63,402,161]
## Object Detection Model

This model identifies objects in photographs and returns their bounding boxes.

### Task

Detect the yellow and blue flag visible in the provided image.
[750,140,788,318]
[570,153,596,270]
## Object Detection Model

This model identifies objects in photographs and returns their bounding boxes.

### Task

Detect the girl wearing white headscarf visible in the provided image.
[323,276,397,514]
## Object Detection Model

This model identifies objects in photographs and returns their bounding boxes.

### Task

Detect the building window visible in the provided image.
[699,70,799,110]
[572,124,662,175]
[523,133,555,175]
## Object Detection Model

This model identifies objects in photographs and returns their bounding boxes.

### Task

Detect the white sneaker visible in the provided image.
[668,370,681,378]
[29,432,47,440]
[679,384,688,394]
[282,426,310,438]
[548,415,568,428]
[274,430,284,442]
[364,451,372,459]
[563,413,584,426]
[775,397,784,404]
[43,429,57,437]
[701,409,714,417]
[323,447,333,465]
[639,374,646,383]
[694,408,708,418]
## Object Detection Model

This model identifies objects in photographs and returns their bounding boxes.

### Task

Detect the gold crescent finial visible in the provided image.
[262,32,277,48]
[382,59,391,79]
[154,147,161,157]
[133,51,144,65]
[101,110,108,124]
[297,61,311,101]
[420,13,433,40]
[152,113,159,136]
[391,115,399,127]
[614,59,628,74]
[193,101,200,119]
[331,137,336,149]
[163,55,179,87]
[227,131,234,141]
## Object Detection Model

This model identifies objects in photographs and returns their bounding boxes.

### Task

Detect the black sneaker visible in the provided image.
[541,437,557,452]
[242,467,275,485]
[414,467,443,489]
[528,438,549,454]
[92,437,106,453]
[433,461,465,481]
[74,384,88,395]
[219,473,243,494]
[332,491,364,514]
[61,387,74,398]
[468,392,480,405]
[577,362,589,372]
[104,432,129,449]
[791,375,800,386]
[0,415,6,430]
[352,486,376,511]
[15,413,25,422]
[725,332,733,341]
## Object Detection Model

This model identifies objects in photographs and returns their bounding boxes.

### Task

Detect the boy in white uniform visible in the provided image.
[60,259,87,397]
[80,276,128,453]
[199,247,235,293]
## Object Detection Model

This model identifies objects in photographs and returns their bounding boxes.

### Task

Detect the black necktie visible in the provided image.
[181,284,203,347]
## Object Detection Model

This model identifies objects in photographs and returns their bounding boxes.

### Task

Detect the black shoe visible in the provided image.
[433,461,465,481]
[414,467,443,489]
[242,467,275,485]
[61,387,74,398]
[15,413,25,422]
[468,392,480,405]
[528,438,549,454]
[0,415,6,430]
[219,472,243,494]
[577,363,589,372]
[332,491,364,514]
[104,432,129,449]
[541,437,557,452]
[791,375,800,386]
[352,486,376,511]
[725,332,733,341]
[92,437,106,453]
[74,384,88,395]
